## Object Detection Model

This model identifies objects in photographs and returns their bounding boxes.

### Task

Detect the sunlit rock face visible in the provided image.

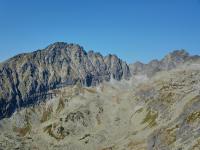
[0,42,131,119]
[0,43,200,150]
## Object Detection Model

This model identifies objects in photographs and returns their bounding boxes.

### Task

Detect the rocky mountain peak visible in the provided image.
[46,42,69,49]
[0,42,131,119]
[129,49,200,77]
[162,49,189,64]
[44,42,85,57]
[166,49,189,58]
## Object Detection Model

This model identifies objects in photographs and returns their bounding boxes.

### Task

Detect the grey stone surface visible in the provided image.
[0,42,131,119]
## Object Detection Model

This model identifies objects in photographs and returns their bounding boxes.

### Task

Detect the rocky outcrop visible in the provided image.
[0,42,131,119]
[130,50,200,77]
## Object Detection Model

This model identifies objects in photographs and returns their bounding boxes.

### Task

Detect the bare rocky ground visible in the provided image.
[0,63,200,150]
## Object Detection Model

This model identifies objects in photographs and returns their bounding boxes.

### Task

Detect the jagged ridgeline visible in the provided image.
[1,42,200,150]
[129,50,200,77]
[0,42,131,119]
[0,42,199,120]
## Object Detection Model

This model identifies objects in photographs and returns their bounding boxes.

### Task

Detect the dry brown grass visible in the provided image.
[142,110,158,128]
[56,98,65,113]
[96,114,101,125]
[186,111,200,124]
[40,106,53,123]
[192,138,200,150]
[127,140,146,150]
[99,146,115,150]
[13,125,31,137]
[161,125,178,145]
[84,88,97,93]
[43,124,65,140]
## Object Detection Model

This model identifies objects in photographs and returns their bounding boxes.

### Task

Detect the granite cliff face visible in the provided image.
[0,42,130,119]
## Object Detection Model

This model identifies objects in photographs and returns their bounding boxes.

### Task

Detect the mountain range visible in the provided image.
[0,42,200,150]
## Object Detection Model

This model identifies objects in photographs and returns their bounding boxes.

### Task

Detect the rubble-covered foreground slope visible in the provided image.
[0,63,200,150]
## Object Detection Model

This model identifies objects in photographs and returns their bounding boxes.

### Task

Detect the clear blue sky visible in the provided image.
[0,0,200,63]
